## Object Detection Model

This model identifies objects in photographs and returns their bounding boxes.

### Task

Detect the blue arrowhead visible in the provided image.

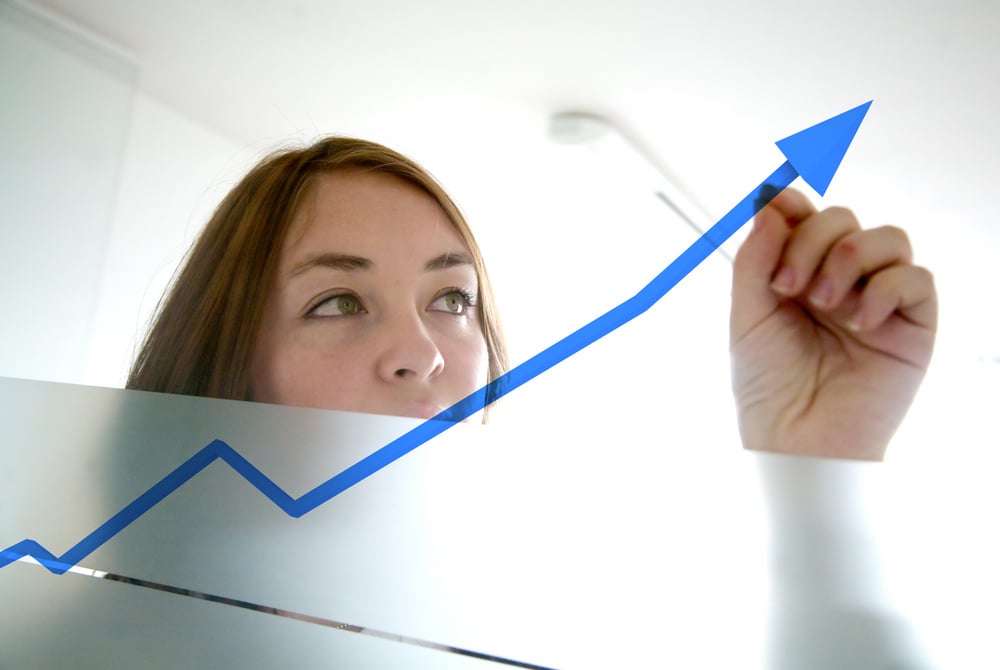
[776,100,872,196]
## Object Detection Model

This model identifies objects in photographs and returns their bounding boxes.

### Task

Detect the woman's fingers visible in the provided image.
[734,188,935,346]
[848,263,937,333]
[765,187,819,227]
[771,210,934,334]
[803,225,914,312]
[736,188,819,283]
[731,188,817,340]
[764,202,936,346]
[768,206,863,297]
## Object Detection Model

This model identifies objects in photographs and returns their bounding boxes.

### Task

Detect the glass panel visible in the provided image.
[1,376,944,668]
[0,376,769,667]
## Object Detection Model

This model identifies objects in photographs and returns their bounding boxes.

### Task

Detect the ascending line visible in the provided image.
[2,101,872,577]
[0,165,801,577]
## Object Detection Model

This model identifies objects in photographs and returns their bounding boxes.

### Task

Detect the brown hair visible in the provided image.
[127,137,508,411]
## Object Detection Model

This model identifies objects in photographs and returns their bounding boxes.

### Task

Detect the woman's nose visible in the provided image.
[375,315,445,383]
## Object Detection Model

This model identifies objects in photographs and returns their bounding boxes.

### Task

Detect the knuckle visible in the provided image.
[882,225,914,260]
[824,205,861,229]
[829,234,861,268]
[914,264,936,289]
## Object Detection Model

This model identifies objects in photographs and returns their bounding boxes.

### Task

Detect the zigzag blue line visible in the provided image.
[1,162,798,575]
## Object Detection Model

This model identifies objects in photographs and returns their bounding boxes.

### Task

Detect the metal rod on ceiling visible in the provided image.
[549,112,733,263]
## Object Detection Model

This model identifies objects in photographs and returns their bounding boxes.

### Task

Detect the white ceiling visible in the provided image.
[30,0,1000,364]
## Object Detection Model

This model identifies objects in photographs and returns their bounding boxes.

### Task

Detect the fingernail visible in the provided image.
[809,278,833,308]
[847,308,864,331]
[771,266,795,294]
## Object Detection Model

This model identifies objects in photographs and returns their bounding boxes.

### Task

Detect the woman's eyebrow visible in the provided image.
[290,253,371,277]
[424,252,474,272]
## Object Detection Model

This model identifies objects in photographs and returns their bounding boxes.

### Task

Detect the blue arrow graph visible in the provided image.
[2,101,872,575]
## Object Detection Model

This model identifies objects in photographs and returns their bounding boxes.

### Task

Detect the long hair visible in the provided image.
[127,137,508,410]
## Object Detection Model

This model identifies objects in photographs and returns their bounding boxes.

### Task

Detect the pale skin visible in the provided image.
[253,170,937,460]
[251,170,488,420]
[731,188,937,461]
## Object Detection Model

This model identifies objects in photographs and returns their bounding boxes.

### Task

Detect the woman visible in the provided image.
[128,135,937,462]
[127,137,507,419]
[123,135,938,665]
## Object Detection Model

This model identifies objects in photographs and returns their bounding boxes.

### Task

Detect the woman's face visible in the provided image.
[251,169,489,419]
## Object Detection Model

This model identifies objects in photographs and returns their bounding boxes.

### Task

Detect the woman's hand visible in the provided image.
[730,188,937,461]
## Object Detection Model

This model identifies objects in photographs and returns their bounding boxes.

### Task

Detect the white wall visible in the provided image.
[82,93,259,388]
[0,0,133,384]
[0,0,257,389]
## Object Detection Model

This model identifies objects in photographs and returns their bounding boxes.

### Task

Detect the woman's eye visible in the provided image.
[310,293,364,317]
[430,290,473,315]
